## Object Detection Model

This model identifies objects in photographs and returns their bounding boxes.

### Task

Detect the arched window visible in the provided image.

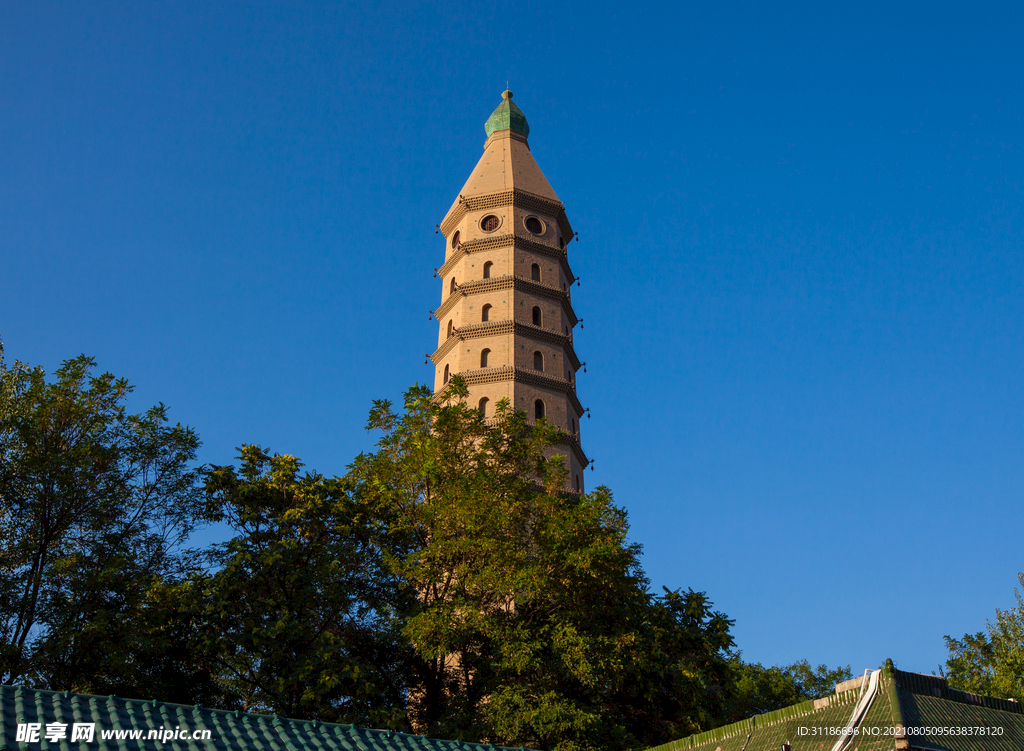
[559,236,565,250]
[480,348,490,367]
[571,417,576,434]
[533,351,543,371]
[535,399,545,420]
[481,304,491,322]
[447,320,454,337]
[483,261,493,279]
[449,277,457,294]
[478,397,489,416]
[532,306,542,326]
[443,364,449,383]
[531,263,541,281]
[574,474,580,491]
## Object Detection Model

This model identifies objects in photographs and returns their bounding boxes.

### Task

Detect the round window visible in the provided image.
[525,216,544,235]
[451,230,460,249]
[481,215,501,232]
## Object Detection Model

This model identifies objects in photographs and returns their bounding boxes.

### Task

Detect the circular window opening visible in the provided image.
[481,215,501,232]
[451,230,461,249]
[525,216,544,235]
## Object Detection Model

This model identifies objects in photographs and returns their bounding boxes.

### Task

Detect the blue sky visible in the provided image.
[2,1,1022,678]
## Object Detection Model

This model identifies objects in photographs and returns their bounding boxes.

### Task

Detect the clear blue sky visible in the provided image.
[2,1,1022,678]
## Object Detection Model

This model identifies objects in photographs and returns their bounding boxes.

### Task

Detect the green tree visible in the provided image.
[945,572,1024,702]
[605,588,736,745]
[195,446,411,726]
[0,345,209,691]
[349,378,735,751]
[30,553,227,706]
[719,656,852,724]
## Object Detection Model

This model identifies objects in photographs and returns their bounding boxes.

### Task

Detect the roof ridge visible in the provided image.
[893,666,1024,715]
[645,665,894,751]
[646,663,1024,751]
[646,694,858,751]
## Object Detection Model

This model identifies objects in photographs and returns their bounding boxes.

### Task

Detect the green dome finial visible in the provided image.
[485,88,530,139]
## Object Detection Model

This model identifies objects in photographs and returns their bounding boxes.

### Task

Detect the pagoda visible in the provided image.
[431,89,587,491]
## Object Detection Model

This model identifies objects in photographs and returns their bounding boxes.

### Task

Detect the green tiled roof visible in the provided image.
[896,671,1024,751]
[647,664,1024,751]
[0,685,536,751]
[484,91,529,139]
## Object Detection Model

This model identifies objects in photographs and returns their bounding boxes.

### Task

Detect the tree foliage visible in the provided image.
[348,378,735,751]
[4,348,825,751]
[195,446,412,726]
[945,572,1024,702]
[719,656,852,724]
[0,345,208,691]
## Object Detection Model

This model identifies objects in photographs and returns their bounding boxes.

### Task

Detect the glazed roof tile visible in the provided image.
[484,90,529,138]
[0,686,536,751]
[646,665,1024,751]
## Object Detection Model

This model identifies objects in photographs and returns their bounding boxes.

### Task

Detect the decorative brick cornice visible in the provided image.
[437,233,576,284]
[563,433,589,468]
[460,274,568,301]
[479,418,588,467]
[434,274,578,325]
[441,189,574,241]
[431,385,589,467]
[468,420,589,469]
[454,365,584,416]
[431,319,581,371]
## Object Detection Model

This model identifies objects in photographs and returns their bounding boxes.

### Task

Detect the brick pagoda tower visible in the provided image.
[430,89,587,492]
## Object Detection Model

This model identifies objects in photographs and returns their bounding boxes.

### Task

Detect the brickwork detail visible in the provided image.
[441,189,574,241]
[431,320,581,371]
[438,233,575,282]
[432,98,587,491]
[433,274,577,323]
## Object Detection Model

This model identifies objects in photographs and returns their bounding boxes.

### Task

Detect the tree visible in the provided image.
[30,551,227,706]
[196,446,411,727]
[602,588,736,746]
[348,378,736,751]
[945,572,1024,702]
[0,345,208,691]
[719,656,852,724]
